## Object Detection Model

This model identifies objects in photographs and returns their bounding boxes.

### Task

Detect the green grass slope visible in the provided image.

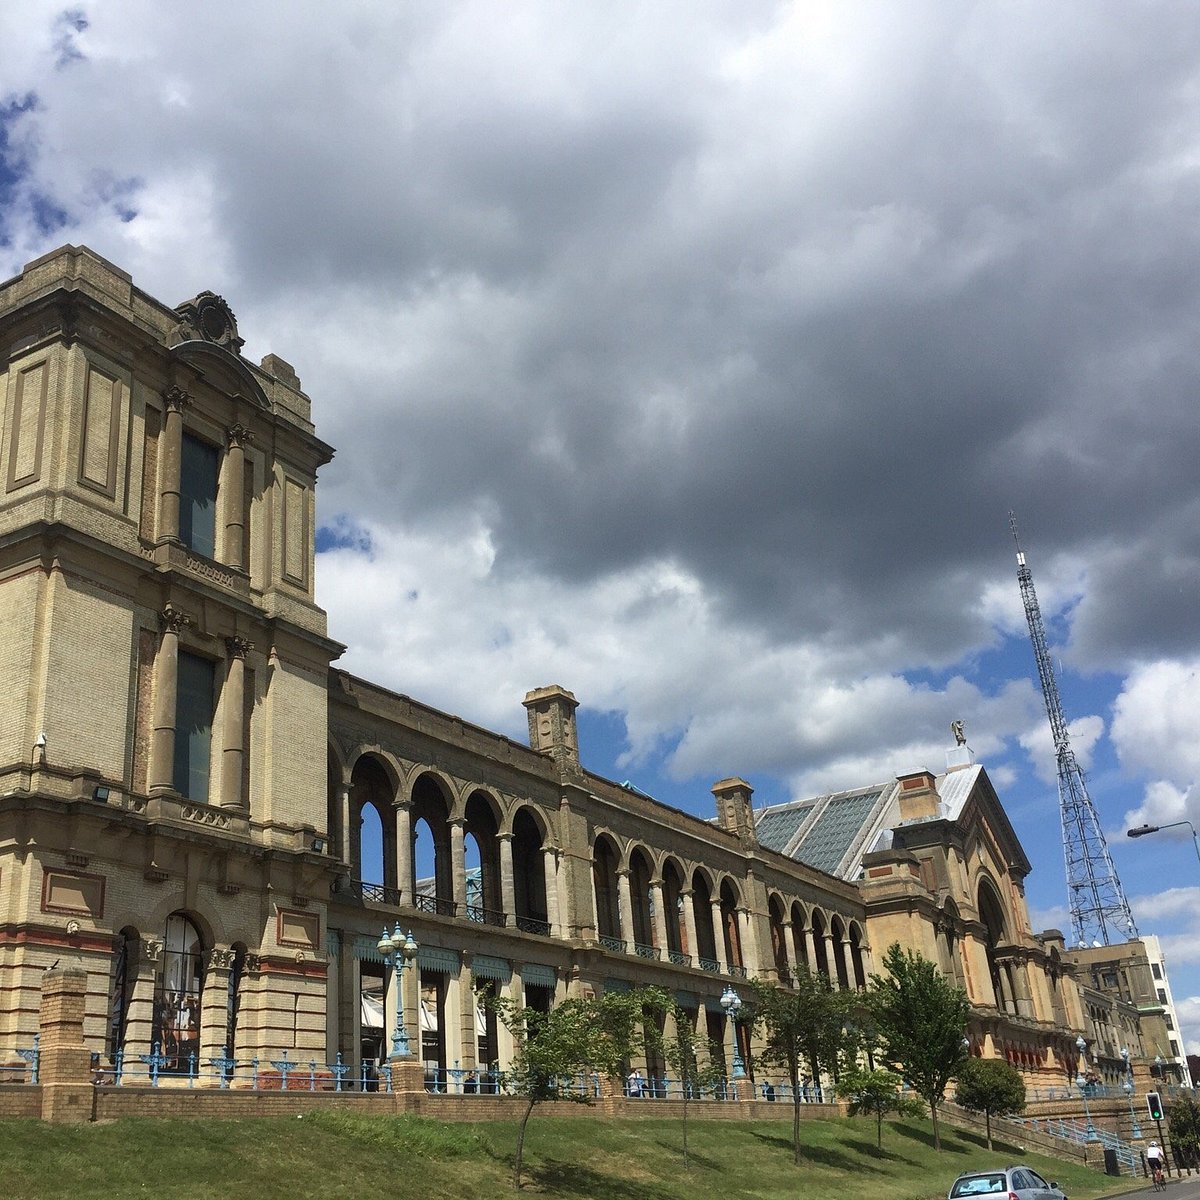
[0,1110,1132,1200]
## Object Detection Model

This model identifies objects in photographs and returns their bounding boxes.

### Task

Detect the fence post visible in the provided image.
[38,963,94,1122]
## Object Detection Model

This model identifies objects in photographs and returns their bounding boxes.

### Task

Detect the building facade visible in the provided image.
[0,246,1166,1093]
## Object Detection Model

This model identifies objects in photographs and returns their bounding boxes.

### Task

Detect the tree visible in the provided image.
[653,1002,726,1170]
[1167,1094,1200,1168]
[837,1065,924,1147]
[954,1057,1025,1150]
[746,974,852,1165]
[488,987,661,1189]
[866,942,970,1151]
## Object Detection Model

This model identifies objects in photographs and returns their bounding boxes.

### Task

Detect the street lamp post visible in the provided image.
[1121,1047,1143,1139]
[720,985,746,1085]
[377,924,419,1059]
[1127,821,1200,874]
[1076,1035,1099,1142]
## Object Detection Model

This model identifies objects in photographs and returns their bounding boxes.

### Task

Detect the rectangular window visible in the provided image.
[1152,962,1163,979]
[180,432,218,557]
[174,651,215,800]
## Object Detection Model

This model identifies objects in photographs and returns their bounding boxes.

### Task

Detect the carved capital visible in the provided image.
[224,636,254,660]
[143,938,163,964]
[227,423,255,450]
[163,385,192,414]
[208,946,235,971]
[243,952,262,975]
[159,604,193,636]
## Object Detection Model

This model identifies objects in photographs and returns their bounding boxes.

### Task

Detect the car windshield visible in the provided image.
[950,1175,1009,1197]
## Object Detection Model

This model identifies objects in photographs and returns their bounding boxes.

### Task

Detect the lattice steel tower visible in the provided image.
[1010,514,1138,946]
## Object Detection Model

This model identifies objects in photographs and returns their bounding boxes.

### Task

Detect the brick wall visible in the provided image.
[0,1085,41,1117]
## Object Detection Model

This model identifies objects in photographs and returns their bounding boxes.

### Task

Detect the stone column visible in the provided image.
[542,847,560,936]
[124,944,159,1056]
[199,948,233,1065]
[617,870,636,949]
[220,637,252,810]
[39,964,94,1122]
[223,423,252,570]
[157,385,190,545]
[710,899,729,974]
[395,800,412,904]
[803,924,818,975]
[149,605,191,794]
[650,880,669,954]
[450,818,466,913]
[458,958,478,1072]
[782,923,799,983]
[824,933,841,988]
[681,890,699,961]
[839,935,853,990]
[499,833,517,927]
[337,783,353,869]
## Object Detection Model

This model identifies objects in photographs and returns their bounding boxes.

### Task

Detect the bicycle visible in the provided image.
[1150,1162,1167,1191]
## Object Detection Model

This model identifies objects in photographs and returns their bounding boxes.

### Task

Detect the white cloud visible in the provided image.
[1018,713,1105,787]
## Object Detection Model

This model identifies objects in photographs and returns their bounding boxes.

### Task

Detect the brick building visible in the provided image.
[0,245,1162,1092]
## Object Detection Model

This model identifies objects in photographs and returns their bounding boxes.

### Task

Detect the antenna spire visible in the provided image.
[1011,517,1137,946]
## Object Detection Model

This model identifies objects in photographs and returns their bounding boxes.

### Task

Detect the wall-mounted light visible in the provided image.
[92,786,111,803]
[311,837,327,854]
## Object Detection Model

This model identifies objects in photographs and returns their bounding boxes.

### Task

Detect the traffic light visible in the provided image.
[1147,1091,1164,1121]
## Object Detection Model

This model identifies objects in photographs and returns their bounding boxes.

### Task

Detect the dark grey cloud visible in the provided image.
[5,0,1200,685]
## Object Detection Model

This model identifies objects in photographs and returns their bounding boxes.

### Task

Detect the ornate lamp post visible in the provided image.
[1076,1034,1098,1141]
[377,924,419,1058]
[720,985,746,1081]
[1120,1047,1143,1139]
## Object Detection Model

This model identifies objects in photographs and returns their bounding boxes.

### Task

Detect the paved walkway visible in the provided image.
[1103,1175,1200,1199]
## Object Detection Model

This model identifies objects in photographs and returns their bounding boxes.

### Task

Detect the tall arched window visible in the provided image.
[153,912,205,1072]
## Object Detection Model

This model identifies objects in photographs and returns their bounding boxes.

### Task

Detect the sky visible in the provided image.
[3,1,1200,1059]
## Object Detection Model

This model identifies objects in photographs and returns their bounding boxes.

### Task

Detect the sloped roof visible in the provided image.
[754,759,1027,882]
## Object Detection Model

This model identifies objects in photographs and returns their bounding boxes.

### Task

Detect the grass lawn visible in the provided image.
[0,1109,1135,1199]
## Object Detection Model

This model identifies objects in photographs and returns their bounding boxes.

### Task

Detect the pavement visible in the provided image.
[1101,1175,1200,1199]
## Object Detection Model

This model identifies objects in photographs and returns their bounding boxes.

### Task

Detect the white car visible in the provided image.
[948,1165,1067,1200]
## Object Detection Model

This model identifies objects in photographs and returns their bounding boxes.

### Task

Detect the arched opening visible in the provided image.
[811,909,831,980]
[512,808,548,932]
[719,880,743,971]
[691,871,719,967]
[977,878,1011,1012]
[768,896,790,982]
[661,858,686,958]
[830,914,850,989]
[592,835,621,943]
[464,791,502,923]
[848,922,867,990]
[790,903,809,973]
[152,912,205,1073]
[411,774,452,914]
[628,847,655,951]
[106,926,139,1062]
[351,755,395,892]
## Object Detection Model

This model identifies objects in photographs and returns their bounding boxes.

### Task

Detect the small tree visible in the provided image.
[837,1065,924,1147]
[654,1002,726,1170]
[1168,1094,1200,1168]
[866,943,969,1151]
[489,987,659,1189]
[954,1058,1025,1149]
[747,974,851,1165]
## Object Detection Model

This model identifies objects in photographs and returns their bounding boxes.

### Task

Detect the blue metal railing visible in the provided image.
[1,1036,39,1083]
